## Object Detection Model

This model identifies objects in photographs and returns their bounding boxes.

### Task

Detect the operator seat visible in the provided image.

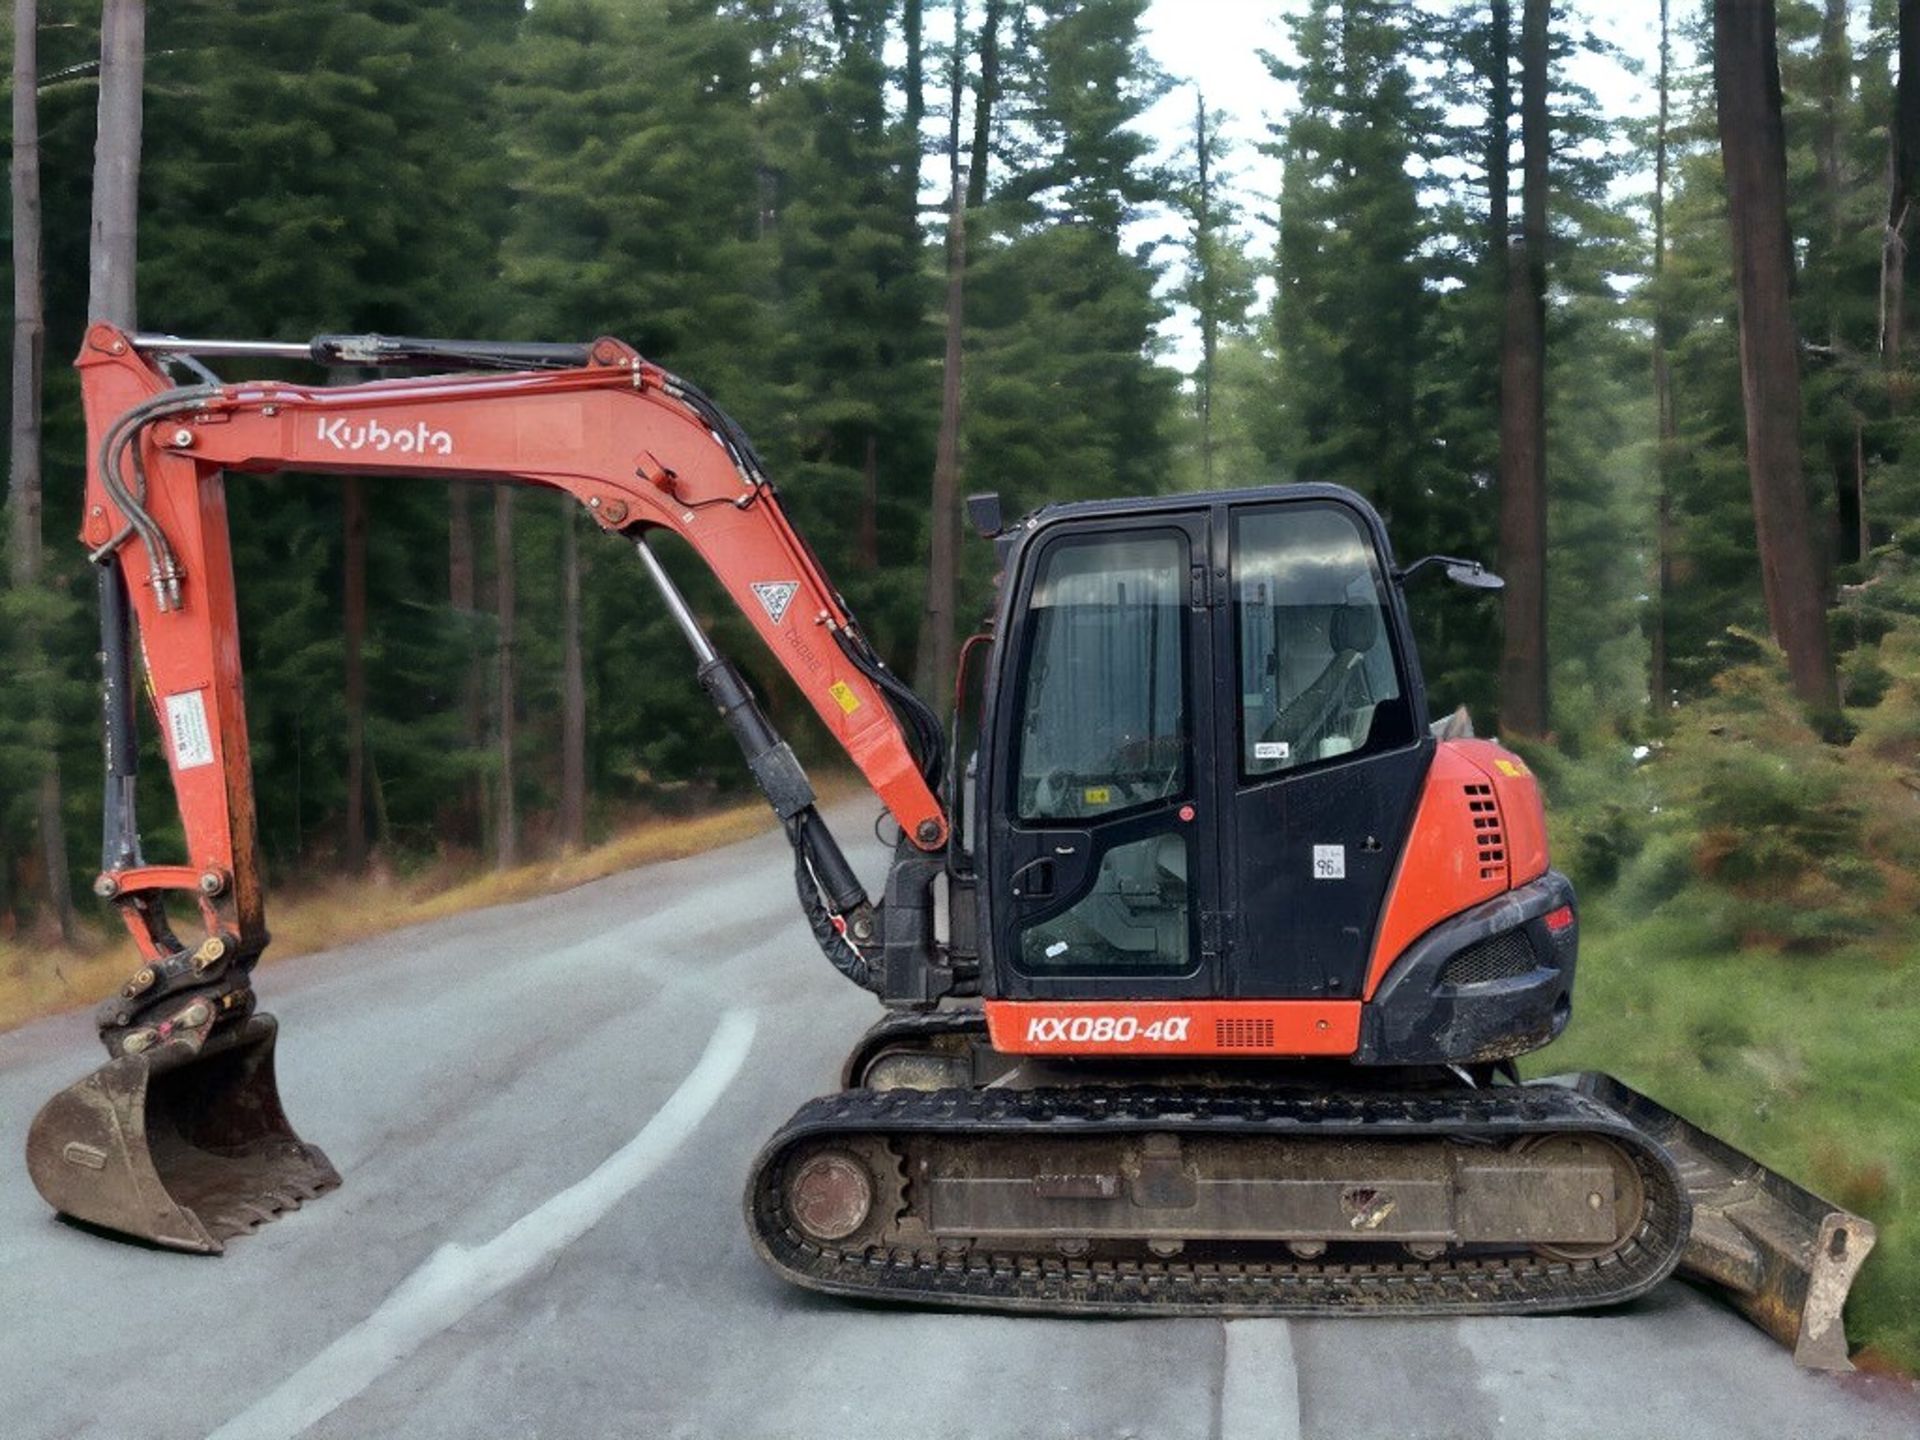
[1265,600,1380,761]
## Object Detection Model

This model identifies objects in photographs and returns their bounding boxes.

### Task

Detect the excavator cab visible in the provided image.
[976,488,1428,1007]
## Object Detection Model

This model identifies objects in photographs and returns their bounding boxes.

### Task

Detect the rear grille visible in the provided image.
[1214,1017,1277,1049]
[1438,928,1538,987]
[1464,782,1507,882]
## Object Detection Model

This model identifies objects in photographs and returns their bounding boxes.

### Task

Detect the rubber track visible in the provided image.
[746,1083,1691,1317]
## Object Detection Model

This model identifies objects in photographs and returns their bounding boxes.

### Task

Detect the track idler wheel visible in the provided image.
[779,1138,906,1251]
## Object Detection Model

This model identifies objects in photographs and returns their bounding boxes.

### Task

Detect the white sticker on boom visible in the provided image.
[164,691,216,770]
[1253,740,1291,761]
[1312,844,1346,880]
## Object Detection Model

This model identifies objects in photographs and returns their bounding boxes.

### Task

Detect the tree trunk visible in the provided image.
[1815,0,1858,567]
[1885,0,1920,367]
[859,433,879,570]
[1816,0,1848,345]
[87,0,143,327]
[1194,92,1217,487]
[1650,0,1675,708]
[10,0,45,594]
[1488,0,1509,258]
[946,0,964,200]
[492,487,518,869]
[1714,0,1842,717]
[1855,417,1870,560]
[558,504,586,851]
[966,0,1002,210]
[903,0,924,152]
[916,180,967,713]
[1497,0,1549,738]
[448,482,482,847]
[11,0,74,942]
[342,478,368,869]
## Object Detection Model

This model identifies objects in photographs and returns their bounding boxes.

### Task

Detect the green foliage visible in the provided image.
[1261,1,1652,725]
[0,0,1185,910]
[1534,606,1920,1367]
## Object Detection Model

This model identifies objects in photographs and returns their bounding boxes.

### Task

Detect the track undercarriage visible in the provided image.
[745,1011,1872,1365]
[748,1013,1689,1318]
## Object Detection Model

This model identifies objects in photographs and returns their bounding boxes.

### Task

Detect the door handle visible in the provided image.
[1009,857,1055,899]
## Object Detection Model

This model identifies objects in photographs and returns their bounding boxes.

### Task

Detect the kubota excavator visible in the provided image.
[27,324,1873,1368]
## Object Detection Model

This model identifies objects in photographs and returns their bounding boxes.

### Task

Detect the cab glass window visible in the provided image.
[1234,505,1413,777]
[1016,532,1188,821]
[1019,834,1192,975]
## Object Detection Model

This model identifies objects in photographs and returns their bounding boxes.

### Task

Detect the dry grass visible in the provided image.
[0,793,792,1034]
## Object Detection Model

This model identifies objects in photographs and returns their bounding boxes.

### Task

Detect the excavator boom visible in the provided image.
[30,324,952,1251]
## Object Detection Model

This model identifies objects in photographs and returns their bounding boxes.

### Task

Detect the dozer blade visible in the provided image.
[25,1012,339,1252]
[1555,1072,1874,1371]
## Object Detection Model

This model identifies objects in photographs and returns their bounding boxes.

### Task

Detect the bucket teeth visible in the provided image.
[25,1011,339,1253]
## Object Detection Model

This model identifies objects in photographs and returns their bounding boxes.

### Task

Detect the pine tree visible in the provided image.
[1496,0,1549,738]
[966,0,1174,525]
[1268,2,1433,530]
[1171,90,1256,489]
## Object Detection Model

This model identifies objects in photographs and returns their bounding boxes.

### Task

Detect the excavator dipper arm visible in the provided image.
[26,323,956,1254]
[74,322,949,1054]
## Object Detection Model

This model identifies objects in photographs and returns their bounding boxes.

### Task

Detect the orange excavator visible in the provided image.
[27,324,1872,1368]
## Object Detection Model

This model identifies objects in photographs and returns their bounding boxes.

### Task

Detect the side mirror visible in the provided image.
[1396,554,1505,591]
[965,492,1004,538]
[1444,560,1504,591]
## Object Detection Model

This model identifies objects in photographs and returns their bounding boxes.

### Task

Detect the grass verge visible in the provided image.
[1533,899,1918,1374]
[0,793,789,1034]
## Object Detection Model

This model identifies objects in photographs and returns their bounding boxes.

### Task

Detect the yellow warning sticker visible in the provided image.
[1084,786,1112,805]
[828,680,861,715]
[1494,758,1529,778]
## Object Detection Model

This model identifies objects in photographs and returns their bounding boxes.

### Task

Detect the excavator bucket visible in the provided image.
[25,1013,339,1253]
[1557,1072,1875,1371]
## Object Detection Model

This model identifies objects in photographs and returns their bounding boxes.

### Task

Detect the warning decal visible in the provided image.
[750,580,800,625]
[164,691,216,771]
[828,680,862,715]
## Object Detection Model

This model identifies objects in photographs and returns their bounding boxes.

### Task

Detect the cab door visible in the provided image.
[985,514,1222,1000]
[1215,496,1431,999]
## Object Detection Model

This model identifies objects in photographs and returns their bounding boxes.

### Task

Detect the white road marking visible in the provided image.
[1220,1319,1303,1440]
[204,1008,758,1440]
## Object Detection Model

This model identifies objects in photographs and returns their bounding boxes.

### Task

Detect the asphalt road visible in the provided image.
[3,809,1916,1440]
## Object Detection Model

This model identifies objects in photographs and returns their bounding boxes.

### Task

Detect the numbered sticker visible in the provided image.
[1312,844,1346,880]
[1253,740,1291,761]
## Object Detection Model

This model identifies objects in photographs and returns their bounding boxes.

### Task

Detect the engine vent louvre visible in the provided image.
[1438,928,1538,987]
[1214,1017,1277,1049]
[1463,781,1507,882]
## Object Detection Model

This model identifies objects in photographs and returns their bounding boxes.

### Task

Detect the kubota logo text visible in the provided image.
[317,417,453,456]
